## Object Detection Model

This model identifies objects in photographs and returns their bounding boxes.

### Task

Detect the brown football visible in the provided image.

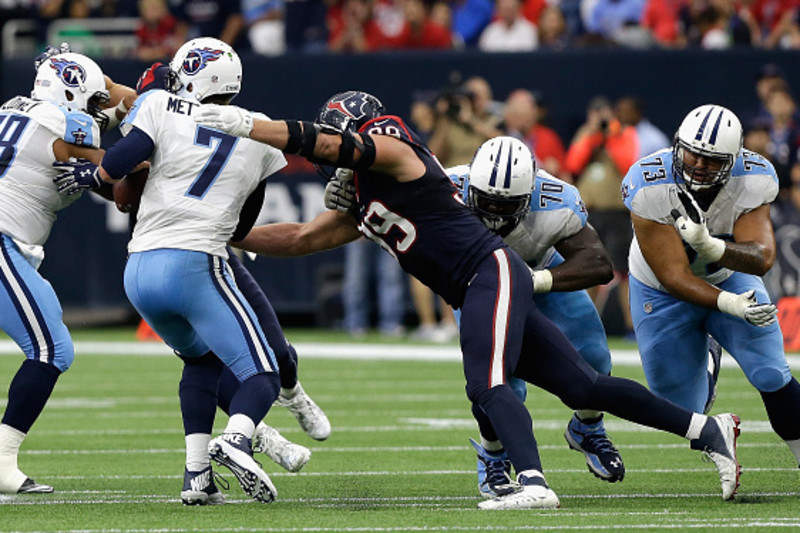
[113,166,149,213]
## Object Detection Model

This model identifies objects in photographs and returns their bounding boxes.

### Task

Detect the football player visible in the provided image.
[623,104,800,471]
[445,137,625,491]
[52,37,288,505]
[0,50,120,494]
[132,62,330,474]
[190,90,743,507]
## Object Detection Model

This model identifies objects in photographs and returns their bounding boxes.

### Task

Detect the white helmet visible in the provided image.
[673,104,742,191]
[467,136,535,235]
[170,37,242,103]
[31,52,109,115]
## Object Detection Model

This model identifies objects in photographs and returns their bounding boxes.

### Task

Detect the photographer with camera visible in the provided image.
[427,75,502,168]
[565,96,639,338]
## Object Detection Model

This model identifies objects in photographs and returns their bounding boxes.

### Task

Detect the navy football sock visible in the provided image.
[471,402,499,442]
[761,378,800,440]
[217,366,239,415]
[229,372,280,424]
[1,359,60,433]
[180,352,224,435]
[475,385,542,473]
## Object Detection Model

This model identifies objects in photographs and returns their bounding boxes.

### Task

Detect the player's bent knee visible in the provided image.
[52,343,75,373]
[750,367,790,393]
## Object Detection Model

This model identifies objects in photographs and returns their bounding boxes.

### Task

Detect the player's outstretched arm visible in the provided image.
[549,223,613,292]
[233,210,361,258]
[193,105,426,181]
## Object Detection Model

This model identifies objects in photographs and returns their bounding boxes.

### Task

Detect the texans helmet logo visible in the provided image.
[49,58,86,88]
[326,91,371,120]
[182,48,224,76]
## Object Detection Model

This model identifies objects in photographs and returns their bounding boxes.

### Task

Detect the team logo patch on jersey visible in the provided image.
[48,58,86,88]
[181,48,223,76]
[71,128,87,145]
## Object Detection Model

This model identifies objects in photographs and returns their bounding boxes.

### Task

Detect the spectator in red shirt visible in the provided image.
[136,0,179,61]
[327,0,391,52]
[384,0,453,48]
[502,89,567,180]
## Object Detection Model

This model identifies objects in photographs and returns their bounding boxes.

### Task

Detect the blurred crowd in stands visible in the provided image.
[3,0,800,60]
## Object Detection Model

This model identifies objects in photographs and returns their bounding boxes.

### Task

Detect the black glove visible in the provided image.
[53,158,103,195]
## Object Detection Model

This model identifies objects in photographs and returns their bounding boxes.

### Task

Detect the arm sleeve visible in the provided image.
[232,180,266,242]
[102,126,155,180]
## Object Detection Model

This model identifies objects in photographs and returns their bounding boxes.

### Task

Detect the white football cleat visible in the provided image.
[704,413,741,500]
[478,470,560,510]
[253,424,311,473]
[208,432,277,503]
[277,382,331,441]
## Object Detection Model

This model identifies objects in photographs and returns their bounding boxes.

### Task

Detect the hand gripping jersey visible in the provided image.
[0,96,100,247]
[354,116,505,308]
[447,164,588,270]
[121,90,286,258]
[622,148,778,290]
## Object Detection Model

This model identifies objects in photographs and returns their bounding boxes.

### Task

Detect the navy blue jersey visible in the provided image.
[353,115,505,308]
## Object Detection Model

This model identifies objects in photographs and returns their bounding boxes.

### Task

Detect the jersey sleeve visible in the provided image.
[359,115,427,150]
[734,150,779,209]
[533,171,588,243]
[29,103,100,148]
[622,151,675,224]
[119,90,164,143]
[445,164,470,202]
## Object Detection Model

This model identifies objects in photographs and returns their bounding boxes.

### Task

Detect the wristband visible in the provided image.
[716,291,739,316]
[701,237,726,262]
[532,269,553,293]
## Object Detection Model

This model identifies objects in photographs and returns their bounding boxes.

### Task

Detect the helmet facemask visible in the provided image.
[467,186,531,236]
[672,104,742,193]
[466,136,536,236]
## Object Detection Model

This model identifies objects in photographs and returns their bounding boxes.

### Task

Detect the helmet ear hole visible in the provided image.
[186,82,193,93]
[65,90,74,102]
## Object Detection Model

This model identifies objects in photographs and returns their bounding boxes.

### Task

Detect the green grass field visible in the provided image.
[1,328,799,532]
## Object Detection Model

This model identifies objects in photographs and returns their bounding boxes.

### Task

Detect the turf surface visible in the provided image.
[0,328,799,532]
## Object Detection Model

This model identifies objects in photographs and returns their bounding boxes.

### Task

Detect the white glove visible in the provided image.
[193,104,253,137]
[324,169,356,213]
[531,268,553,293]
[717,290,778,327]
[670,190,725,262]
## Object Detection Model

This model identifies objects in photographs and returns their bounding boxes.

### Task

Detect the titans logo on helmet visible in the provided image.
[49,58,86,88]
[181,48,223,76]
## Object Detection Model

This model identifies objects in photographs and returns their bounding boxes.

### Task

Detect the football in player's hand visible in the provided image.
[113,167,148,213]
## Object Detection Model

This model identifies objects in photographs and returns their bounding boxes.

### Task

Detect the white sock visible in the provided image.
[786,438,800,465]
[0,424,25,456]
[0,424,28,493]
[481,437,503,453]
[280,383,302,398]
[185,433,211,471]
[685,413,707,440]
[225,414,256,439]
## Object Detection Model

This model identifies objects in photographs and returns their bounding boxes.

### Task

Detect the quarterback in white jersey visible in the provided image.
[446,137,625,491]
[623,104,800,472]
[0,51,115,494]
[54,38,289,504]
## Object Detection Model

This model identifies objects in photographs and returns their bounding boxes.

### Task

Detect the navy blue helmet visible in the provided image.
[316,91,385,133]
